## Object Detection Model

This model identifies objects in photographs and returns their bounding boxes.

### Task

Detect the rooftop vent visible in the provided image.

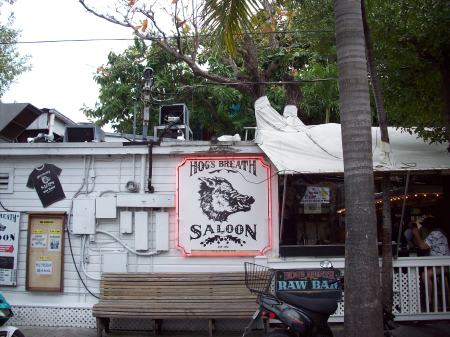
[159,104,189,126]
[155,104,192,140]
[64,124,105,142]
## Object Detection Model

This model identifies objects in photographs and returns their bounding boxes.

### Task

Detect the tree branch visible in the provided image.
[241,34,260,81]
[221,56,249,81]
[174,0,183,55]
[262,0,279,50]
[283,73,301,106]
[264,59,280,80]
[79,0,130,29]
[260,0,280,80]
[241,33,266,98]
[79,0,261,101]
[191,0,200,60]
[136,8,167,41]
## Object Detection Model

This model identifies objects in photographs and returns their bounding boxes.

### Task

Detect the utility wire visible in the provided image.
[137,77,338,97]
[141,77,337,98]
[66,227,100,299]
[0,200,13,212]
[0,29,334,45]
[177,78,338,89]
[5,38,133,45]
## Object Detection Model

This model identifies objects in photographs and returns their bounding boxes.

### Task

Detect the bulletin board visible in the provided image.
[26,212,65,292]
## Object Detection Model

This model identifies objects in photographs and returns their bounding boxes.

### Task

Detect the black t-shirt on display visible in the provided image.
[27,163,66,208]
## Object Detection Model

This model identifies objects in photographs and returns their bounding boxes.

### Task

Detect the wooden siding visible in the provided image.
[0,145,279,307]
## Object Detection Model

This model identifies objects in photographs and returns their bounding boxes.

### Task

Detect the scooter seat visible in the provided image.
[276,292,338,315]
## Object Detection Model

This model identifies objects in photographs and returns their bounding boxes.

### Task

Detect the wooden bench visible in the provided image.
[92,272,258,337]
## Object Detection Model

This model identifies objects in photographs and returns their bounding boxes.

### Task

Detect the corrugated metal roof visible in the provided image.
[0,103,43,141]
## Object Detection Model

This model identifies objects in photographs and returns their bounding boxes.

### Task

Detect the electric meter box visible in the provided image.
[95,197,117,219]
[120,211,133,234]
[134,211,149,251]
[155,211,169,251]
[72,198,96,234]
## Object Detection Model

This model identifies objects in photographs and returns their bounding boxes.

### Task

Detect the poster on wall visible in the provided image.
[177,156,272,256]
[300,186,330,204]
[26,213,65,292]
[0,212,20,286]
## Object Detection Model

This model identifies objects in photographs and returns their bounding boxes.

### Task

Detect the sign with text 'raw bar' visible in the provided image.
[276,269,342,300]
[177,156,272,256]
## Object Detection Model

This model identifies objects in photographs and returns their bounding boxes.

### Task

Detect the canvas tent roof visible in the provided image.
[254,96,450,174]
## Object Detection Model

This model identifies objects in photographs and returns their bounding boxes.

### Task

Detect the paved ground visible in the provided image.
[390,322,450,337]
[13,322,450,337]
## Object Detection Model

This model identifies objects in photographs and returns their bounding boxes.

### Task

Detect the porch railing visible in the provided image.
[391,256,450,320]
[268,256,450,321]
[329,256,450,321]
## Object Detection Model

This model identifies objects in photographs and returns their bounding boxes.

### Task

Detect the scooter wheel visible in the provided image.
[12,330,26,337]
[266,329,293,337]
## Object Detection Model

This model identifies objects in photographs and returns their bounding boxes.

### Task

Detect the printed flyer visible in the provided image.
[31,229,47,248]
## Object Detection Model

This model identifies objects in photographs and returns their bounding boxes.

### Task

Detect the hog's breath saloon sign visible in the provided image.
[177,156,272,256]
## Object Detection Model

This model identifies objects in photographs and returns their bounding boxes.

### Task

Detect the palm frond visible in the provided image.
[203,0,261,55]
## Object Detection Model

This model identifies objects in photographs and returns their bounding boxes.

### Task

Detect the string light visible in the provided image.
[336,192,443,214]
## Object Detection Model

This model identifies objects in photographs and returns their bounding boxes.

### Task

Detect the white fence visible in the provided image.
[269,256,450,322]
[392,256,450,320]
[329,256,450,321]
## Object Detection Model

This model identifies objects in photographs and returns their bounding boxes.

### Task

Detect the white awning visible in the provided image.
[254,96,450,174]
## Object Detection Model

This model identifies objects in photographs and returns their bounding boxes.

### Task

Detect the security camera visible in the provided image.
[143,67,154,80]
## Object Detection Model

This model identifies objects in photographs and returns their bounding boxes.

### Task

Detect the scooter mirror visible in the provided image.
[320,260,333,269]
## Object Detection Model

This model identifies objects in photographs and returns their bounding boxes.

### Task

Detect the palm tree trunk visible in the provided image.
[381,174,393,312]
[361,0,393,314]
[334,1,383,336]
[361,0,388,143]
[440,52,450,151]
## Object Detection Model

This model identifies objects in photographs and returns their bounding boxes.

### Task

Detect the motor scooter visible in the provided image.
[242,261,342,337]
[0,292,25,337]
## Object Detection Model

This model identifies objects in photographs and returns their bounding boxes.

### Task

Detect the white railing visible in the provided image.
[392,256,450,320]
[268,256,450,321]
[262,256,450,322]
[334,257,450,321]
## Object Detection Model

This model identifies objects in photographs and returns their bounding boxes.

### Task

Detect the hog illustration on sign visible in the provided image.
[198,176,255,222]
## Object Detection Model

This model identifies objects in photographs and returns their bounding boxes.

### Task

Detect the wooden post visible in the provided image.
[96,317,105,337]
[153,319,162,335]
[208,319,216,337]
[104,318,110,333]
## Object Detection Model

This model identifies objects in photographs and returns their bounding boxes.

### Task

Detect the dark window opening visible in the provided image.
[279,173,449,257]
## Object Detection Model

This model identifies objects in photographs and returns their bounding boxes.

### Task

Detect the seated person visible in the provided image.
[411,216,449,310]
[412,217,449,256]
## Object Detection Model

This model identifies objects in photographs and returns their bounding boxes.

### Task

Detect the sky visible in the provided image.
[2,0,135,131]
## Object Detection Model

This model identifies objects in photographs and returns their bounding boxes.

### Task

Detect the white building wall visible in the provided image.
[4,143,445,327]
[0,144,279,313]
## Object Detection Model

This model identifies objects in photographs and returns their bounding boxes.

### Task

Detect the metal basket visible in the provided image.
[244,262,274,295]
